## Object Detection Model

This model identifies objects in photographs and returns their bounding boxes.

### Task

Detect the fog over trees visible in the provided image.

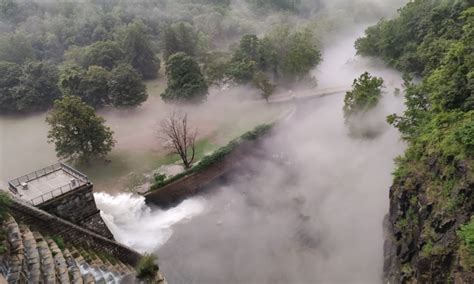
[0,0,405,114]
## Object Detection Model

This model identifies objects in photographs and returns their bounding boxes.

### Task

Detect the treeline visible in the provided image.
[356,0,473,281]
[355,0,469,76]
[0,0,397,114]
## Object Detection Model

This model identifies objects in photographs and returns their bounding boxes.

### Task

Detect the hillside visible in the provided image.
[356,0,473,282]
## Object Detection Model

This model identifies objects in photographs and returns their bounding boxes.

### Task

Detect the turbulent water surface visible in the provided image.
[96,26,406,283]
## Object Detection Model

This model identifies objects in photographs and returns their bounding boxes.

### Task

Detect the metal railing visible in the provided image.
[8,162,90,206]
[29,179,88,206]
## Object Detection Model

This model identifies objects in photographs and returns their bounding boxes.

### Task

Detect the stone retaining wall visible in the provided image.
[144,139,263,207]
[7,197,142,267]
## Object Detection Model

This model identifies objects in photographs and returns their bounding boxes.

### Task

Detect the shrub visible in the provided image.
[136,253,159,280]
[0,192,11,222]
[52,235,65,250]
[458,217,474,270]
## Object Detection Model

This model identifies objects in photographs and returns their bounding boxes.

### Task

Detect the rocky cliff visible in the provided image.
[383,156,474,283]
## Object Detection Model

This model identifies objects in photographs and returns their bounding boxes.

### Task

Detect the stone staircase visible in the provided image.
[1,215,136,283]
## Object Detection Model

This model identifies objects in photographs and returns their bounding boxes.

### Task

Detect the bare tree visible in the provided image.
[160,112,197,169]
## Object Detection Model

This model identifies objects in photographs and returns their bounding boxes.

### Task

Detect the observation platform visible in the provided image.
[8,163,90,206]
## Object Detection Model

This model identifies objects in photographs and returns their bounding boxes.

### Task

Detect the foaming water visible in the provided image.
[94,192,206,253]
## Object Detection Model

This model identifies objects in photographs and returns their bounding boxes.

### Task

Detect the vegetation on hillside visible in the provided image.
[0,192,11,254]
[357,0,473,281]
[0,192,10,222]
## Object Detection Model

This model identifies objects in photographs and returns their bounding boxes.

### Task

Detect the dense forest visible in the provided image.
[0,0,403,114]
[357,0,473,282]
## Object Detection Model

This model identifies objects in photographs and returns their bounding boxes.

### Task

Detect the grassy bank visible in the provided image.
[149,123,273,191]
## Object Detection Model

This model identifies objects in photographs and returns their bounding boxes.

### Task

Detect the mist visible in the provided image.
[1,0,411,282]
[97,20,407,283]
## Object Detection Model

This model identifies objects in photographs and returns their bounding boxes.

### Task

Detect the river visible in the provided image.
[96,25,406,283]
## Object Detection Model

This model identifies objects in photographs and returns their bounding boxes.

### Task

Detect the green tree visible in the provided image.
[14,61,61,112]
[0,0,18,21]
[247,0,300,11]
[77,40,124,70]
[162,22,198,60]
[81,66,111,108]
[280,29,321,81]
[161,52,208,103]
[226,34,261,83]
[46,96,115,163]
[119,21,160,80]
[0,32,34,64]
[59,64,111,108]
[253,72,275,102]
[58,64,86,98]
[109,63,148,107]
[343,72,384,122]
[226,28,321,84]
[0,61,21,113]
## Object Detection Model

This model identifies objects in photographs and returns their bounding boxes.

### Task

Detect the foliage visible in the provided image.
[0,60,61,113]
[0,61,21,113]
[136,253,159,281]
[11,61,61,113]
[65,41,124,70]
[0,192,10,222]
[109,64,148,107]
[458,217,474,269]
[246,0,300,11]
[118,21,160,80]
[46,96,115,163]
[52,235,65,251]
[0,32,34,64]
[459,218,474,254]
[360,2,474,279]
[150,123,272,190]
[163,22,199,60]
[59,64,111,108]
[253,72,275,102]
[226,27,321,85]
[161,52,208,103]
[343,72,384,123]
[60,63,147,108]
[355,0,470,76]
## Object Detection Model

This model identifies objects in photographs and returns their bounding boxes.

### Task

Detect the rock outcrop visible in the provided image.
[384,157,474,283]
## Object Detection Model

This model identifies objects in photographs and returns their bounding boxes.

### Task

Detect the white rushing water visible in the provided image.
[94,192,206,253]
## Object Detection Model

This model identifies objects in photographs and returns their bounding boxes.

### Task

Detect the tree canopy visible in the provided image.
[162,22,198,60]
[343,72,384,122]
[46,95,115,163]
[109,63,148,107]
[226,27,321,85]
[161,52,208,103]
[119,21,160,80]
[357,2,474,281]
[0,60,61,114]
[59,63,147,108]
